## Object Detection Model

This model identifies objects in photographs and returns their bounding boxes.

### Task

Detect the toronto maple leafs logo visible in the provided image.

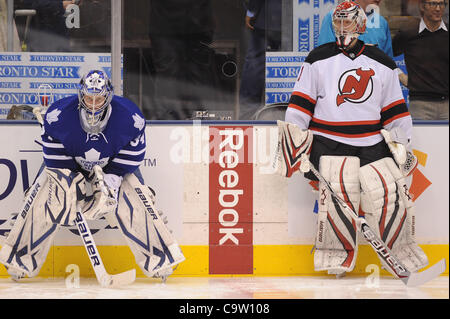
[85,72,106,92]
[46,108,61,125]
[132,113,145,131]
[75,148,109,172]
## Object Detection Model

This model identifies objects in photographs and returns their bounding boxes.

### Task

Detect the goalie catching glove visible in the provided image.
[381,128,418,177]
[81,165,120,220]
[272,120,313,177]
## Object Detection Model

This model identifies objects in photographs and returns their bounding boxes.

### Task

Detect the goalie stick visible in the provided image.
[74,211,136,287]
[299,154,446,287]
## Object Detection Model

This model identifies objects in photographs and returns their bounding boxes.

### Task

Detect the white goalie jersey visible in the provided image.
[285,40,412,147]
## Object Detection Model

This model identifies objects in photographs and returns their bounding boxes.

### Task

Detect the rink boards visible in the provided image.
[0,121,448,278]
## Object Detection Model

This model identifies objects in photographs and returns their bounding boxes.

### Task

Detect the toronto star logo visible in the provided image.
[336,68,375,106]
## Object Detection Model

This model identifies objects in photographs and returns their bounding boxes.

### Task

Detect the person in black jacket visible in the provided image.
[23,0,77,52]
[148,0,216,120]
[239,0,281,120]
[392,0,449,120]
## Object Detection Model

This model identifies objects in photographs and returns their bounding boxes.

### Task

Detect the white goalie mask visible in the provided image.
[78,70,114,134]
[332,1,367,49]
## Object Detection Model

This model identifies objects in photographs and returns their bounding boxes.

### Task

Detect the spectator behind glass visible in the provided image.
[318,0,393,57]
[148,0,216,120]
[393,0,449,120]
[239,0,281,120]
[23,0,78,52]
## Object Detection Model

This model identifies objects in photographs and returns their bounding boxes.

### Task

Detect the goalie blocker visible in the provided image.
[0,166,184,280]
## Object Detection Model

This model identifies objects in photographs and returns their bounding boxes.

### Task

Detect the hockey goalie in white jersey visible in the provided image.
[273,1,428,278]
[0,70,184,281]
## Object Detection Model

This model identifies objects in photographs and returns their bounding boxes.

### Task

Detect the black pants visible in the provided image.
[305,135,393,181]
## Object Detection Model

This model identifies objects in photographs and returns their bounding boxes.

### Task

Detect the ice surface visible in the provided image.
[0,276,447,299]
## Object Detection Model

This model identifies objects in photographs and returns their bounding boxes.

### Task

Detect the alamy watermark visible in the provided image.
[65,3,80,29]
[65,263,80,288]
[365,264,380,288]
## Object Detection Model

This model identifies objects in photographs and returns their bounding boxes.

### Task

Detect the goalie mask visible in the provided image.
[38,83,54,108]
[78,70,114,134]
[332,1,367,49]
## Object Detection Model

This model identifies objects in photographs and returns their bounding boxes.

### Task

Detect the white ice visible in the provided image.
[0,276,448,299]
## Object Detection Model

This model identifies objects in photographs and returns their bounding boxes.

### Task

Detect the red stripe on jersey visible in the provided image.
[312,117,380,126]
[288,103,313,117]
[341,45,366,59]
[382,112,411,125]
[311,127,381,138]
[291,91,316,104]
[381,99,406,112]
[356,45,366,57]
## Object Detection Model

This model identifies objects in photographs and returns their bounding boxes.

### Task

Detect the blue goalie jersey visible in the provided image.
[42,95,146,177]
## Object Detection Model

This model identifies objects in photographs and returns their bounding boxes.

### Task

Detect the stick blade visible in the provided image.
[404,259,446,287]
[100,269,136,288]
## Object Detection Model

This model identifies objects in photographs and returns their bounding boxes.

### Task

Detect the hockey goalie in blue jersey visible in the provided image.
[0,70,185,282]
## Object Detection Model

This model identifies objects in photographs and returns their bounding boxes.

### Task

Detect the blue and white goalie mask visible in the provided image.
[78,70,114,134]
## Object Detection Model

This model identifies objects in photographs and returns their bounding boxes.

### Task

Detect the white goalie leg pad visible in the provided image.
[45,167,86,225]
[314,156,360,274]
[114,173,185,278]
[360,157,428,273]
[0,172,59,278]
[272,120,313,177]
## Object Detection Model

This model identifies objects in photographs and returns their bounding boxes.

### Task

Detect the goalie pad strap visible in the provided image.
[314,156,360,274]
[360,157,428,273]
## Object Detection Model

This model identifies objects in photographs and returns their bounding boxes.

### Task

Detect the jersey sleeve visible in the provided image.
[380,69,412,140]
[103,127,146,177]
[317,12,336,46]
[285,61,317,130]
[41,129,78,170]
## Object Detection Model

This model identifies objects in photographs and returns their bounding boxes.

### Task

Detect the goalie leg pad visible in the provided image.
[45,167,86,225]
[0,172,59,278]
[314,156,360,274]
[360,157,428,273]
[114,173,185,278]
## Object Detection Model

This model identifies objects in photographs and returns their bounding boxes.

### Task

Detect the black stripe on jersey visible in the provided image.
[381,102,409,124]
[305,42,341,64]
[310,119,382,136]
[288,94,315,115]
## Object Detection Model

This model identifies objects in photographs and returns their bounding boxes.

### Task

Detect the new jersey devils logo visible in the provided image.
[336,68,375,106]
